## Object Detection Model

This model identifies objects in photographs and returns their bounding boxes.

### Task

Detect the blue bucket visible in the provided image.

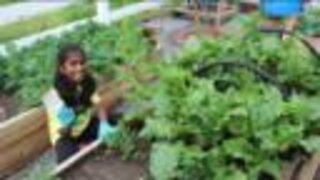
[261,0,303,18]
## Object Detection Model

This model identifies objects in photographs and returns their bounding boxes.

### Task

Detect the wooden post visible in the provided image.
[215,0,222,29]
[296,153,320,180]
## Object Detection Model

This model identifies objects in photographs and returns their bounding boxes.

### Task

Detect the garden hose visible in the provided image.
[257,26,320,59]
[193,60,291,99]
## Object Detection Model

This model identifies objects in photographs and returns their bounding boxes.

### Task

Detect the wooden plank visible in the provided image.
[0,107,51,176]
[282,161,299,180]
[0,108,46,150]
[175,6,236,22]
[297,154,320,180]
[1,78,320,179]
[0,125,50,177]
[304,37,320,56]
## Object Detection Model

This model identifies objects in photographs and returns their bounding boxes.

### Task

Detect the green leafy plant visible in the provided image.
[0,0,22,5]
[300,7,320,37]
[115,26,320,179]
[110,0,143,8]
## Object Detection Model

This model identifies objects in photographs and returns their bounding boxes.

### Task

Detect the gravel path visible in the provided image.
[0,0,74,25]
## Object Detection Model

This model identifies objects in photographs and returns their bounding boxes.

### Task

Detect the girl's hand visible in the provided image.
[91,85,120,114]
[98,120,118,142]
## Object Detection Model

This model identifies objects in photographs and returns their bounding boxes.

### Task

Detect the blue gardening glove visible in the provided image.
[57,105,75,127]
[98,120,118,142]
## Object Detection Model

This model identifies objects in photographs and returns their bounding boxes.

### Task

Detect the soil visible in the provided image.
[142,15,226,59]
[63,150,147,180]
[8,149,147,180]
[0,93,18,122]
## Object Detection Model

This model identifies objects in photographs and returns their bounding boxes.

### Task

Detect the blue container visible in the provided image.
[261,0,303,18]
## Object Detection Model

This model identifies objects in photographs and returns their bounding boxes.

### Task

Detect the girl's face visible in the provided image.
[60,51,87,83]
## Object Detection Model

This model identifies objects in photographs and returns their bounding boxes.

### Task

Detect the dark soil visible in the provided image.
[63,150,147,180]
[141,13,228,59]
[0,93,18,122]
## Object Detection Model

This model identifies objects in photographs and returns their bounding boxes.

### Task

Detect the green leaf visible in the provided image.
[150,143,180,180]
[222,138,254,163]
[300,136,320,153]
[139,118,177,139]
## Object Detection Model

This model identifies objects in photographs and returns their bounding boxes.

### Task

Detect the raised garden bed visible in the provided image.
[4,9,320,180]
[115,15,320,179]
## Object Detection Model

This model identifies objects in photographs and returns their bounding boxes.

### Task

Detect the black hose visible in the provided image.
[258,27,320,59]
[193,60,291,99]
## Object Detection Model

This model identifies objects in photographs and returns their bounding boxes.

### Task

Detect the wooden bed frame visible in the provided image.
[1,51,320,179]
[0,107,50,178]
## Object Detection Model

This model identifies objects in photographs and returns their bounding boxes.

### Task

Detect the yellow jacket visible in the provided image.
[42,89,92,145]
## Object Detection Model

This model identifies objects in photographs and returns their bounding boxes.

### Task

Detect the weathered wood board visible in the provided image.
[297,154,320,180]
[174,5,236,23]
[0,107,50,177]
[304,37,320,56]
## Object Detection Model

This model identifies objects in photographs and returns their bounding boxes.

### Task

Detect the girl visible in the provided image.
[43,43,117,163]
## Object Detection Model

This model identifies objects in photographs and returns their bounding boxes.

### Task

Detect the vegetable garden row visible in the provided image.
[0,2,95,43]
[2,2,320,180]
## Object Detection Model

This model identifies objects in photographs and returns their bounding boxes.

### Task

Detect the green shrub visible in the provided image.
[116,21,320,179]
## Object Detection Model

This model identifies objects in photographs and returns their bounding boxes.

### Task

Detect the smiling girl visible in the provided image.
[43,43,117,163]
